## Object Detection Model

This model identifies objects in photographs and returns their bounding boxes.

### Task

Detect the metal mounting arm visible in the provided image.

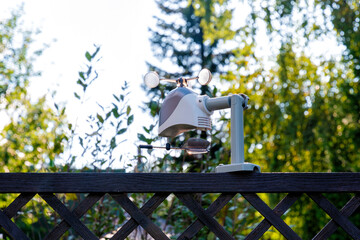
[205,94,260,173]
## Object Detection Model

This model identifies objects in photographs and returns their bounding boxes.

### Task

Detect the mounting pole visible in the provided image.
[231,94,245,165]
[205,94,260,173]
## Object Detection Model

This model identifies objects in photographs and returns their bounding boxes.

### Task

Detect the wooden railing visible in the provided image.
[0,172,359,239]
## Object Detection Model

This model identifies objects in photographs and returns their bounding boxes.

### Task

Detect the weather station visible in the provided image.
[139,69,260,173]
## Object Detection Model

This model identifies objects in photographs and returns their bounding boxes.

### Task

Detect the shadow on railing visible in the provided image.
[0,172,359,239]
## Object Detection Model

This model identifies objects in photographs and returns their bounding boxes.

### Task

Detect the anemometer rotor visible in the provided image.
[144,68,212,88]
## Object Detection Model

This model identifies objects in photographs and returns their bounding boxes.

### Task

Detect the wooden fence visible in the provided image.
[0,172,359,239]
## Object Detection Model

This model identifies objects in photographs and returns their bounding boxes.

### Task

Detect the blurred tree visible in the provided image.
[220,0,360,238]
[0,15,132,236]
[143,0,242,173]
[0,7,68,172]
[148,0,236,77]
[318,0,359,76]
[0,6,69,238]
[144,0,360,238]
[141,0,259,238]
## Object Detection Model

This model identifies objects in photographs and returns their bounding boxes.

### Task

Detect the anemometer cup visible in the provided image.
[197,68,212,85]
[144,71,160,88]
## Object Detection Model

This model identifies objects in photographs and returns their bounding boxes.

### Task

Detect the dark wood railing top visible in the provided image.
[0,172,359,193]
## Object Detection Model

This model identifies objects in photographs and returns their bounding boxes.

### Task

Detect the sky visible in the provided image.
[1,0,161,167]
[1,0,157,109]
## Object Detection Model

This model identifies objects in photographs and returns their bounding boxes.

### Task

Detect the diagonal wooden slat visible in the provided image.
[110,193,169,240]
[242,193,302,240]
[0,193,35,239]
[307,193,360,240]
[0,209,30,240]
[245,193,301,240]
[44,193,105,240]
[175,193,234,240]
[177,193,236,240]
[40,193,98,240]
[313,194,360,240]
[111,193,170,240]
[3,193,36,218]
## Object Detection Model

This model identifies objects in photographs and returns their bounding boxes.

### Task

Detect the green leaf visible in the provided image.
[85,51,92,62]
[79,72,85,80]
[96,114,104,123]
[137,133,147,142]
[126,106,131,116]
[113,94,120,102]
[137,133,153,144]
[77,79,87,91]
[112,108,120,118]
[105,111,111,120]
[79,137,84,147]
[110,137,116,149]
[49,159,55,168]
[143,126,150,134]
[74,92,80,99]
[112,103,118,110]
[117,128,127,135]
[91,45,100,58]
[97,103,104,111]
[127,115,134,126]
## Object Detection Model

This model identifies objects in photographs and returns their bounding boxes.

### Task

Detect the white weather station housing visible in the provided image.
[140,69,260,173]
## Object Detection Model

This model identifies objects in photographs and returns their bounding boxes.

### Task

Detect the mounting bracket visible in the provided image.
[205,94,260,173]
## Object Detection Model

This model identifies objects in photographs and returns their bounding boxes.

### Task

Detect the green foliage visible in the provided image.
[220,1,360,238]
[65,45,134,171]
[225,43,359,237]
[142,0,360,238]
[0,9,133,238]
[0,7,68,172]
[149,0,237,77]
[140,0,262,238]
[1,96,67,172]
[144,0,242,175]
[0,7,69,239]
[318,0,360,76]
[53,46,135,238]
[0,6,32,100]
